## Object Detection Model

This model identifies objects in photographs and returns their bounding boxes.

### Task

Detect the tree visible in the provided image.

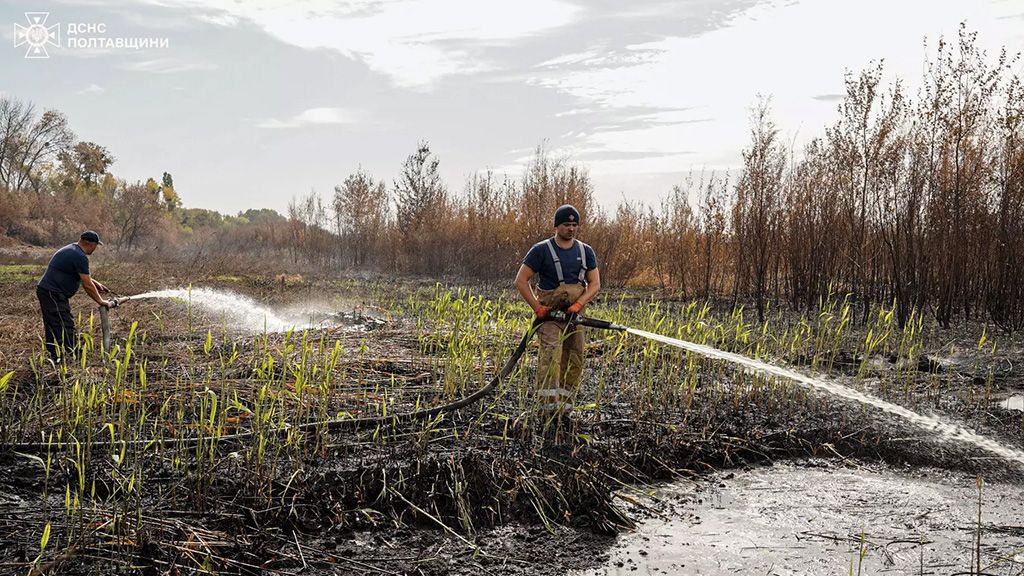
[826,63,905,322]
[519,144,595,244]
[914,27,1004,326]
[333,168,388,266]
[394,142,448,272]
[654,183,696,294]
[180,207,224,230]
[735,99,786,321]
[114,181,163,251]
[784,138,842,311]
[698,173,729,299]
[461,170,519,278]
[161,171,181,211]
[58,141,115,190]
[986,70,1024,330]
[0,97,74,193]
[600,199,648,287]
[287,190,332,264]
[238,208,286,224]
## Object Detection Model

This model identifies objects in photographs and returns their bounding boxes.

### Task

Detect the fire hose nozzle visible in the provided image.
[577,315,627,331]
[108,296,131,308]
[541,309,626,332]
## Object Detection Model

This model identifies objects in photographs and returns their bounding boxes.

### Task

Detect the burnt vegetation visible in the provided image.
[2,28,1023,332]
[1,24,1024,576]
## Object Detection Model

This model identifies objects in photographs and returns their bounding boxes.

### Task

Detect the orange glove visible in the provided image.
[567,301,584,315]
[535,305,552,319]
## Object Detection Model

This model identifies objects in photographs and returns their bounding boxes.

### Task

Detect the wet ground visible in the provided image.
[579,460,1024,576]
[3,256,1024,574]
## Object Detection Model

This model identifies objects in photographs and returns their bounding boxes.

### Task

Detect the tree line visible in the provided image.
[2,25,1022,330]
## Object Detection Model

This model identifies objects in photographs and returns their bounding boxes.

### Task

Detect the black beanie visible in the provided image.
[554,204,581,227]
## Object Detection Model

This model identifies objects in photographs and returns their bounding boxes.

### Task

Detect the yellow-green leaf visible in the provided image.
[0,370,13,395]
[39,522,51,553]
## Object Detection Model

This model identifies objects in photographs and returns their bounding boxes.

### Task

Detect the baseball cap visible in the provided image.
[80,230,103,245]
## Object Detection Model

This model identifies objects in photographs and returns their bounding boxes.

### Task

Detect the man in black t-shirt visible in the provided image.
[514,205,601,425]
[36,231,112,362]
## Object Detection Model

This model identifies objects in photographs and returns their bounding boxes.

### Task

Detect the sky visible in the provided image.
[2,0,1023,215]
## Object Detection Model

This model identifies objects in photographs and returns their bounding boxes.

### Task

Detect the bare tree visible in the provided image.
[461,170,520,278]
[919,26,1005,326]
[287,190,332,265]
[735,99,786,322]
[698,173,729,299]
[986,71,1024,330]
[656,183,697,295]
[0,97,74,193]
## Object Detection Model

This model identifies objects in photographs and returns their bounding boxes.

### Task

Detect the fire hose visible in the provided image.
[98,296,131,350]
[6,307,624,453]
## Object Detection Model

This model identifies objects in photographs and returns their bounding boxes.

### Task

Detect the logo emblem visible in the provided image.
[14,12,60,59]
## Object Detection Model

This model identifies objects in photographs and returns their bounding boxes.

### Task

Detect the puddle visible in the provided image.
[1001,395,1024,412]
[578,462,1024,575]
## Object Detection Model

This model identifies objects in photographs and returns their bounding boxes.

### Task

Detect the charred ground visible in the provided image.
[1,253,1023,575]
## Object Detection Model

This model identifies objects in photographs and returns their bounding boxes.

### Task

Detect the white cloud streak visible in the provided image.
[121,57,217,73]
[532,0,1024,178]
[145,0,582,88]
[77,83,106,95]
[255,106,359,128]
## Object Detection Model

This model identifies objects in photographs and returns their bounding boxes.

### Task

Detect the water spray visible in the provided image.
[22,302,1024,470]
[573,314,1024,468]
[539,308,1024,466]
[95,287,301,349]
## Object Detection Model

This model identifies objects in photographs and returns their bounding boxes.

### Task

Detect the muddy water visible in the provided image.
[578,462,1024,576]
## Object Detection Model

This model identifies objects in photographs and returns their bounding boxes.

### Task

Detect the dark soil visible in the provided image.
[1,257,1023,575]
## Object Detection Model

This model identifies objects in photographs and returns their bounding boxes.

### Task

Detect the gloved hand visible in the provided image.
[567,301,584,315]
[535,305,552,319]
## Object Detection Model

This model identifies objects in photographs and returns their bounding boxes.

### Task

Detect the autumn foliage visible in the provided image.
[3,26,1023,330]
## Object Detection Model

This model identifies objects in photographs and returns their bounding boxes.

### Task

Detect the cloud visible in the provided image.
[528,0,1024,180]
[536,45,664,71]
[144,0,582,88]
[255,107,359,129]
[77,83,106,95]
[195,12,240,27]
[121,57,217,73]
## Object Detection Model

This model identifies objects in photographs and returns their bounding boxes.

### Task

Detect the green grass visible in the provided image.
[0,264,44,284]
[0,281,1005,574]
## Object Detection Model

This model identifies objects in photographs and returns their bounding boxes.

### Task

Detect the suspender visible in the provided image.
[543,238,588,284]
[578,241,587,283]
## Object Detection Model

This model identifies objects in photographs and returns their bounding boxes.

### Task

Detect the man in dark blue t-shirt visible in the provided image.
[36,231,112,362]
[514,204,601,427]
